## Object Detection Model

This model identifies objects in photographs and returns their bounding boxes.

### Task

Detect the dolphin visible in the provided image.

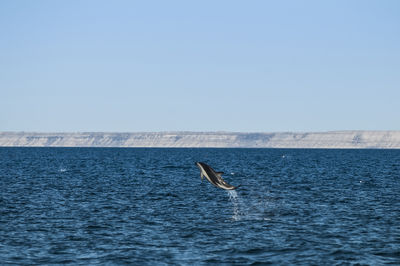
[195,162,240,190]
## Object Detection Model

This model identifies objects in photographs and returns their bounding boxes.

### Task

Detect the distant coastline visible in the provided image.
[1,131,400,149]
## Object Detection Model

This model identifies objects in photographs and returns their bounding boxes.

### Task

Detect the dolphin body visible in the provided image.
[195,162,240,190]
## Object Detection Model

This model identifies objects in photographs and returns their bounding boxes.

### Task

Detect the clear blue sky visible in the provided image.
[1,0,399,132]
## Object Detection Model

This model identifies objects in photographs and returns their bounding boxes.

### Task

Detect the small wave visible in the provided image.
[162,165,187,169]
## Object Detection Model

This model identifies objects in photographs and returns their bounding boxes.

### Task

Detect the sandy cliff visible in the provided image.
[1,131,400,148]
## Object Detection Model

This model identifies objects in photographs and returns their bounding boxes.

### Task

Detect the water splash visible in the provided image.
[59,167,67,172]
[227,190,274,221]
[227,190,245,221]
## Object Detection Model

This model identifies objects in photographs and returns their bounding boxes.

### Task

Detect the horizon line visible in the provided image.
[1,130,400,134]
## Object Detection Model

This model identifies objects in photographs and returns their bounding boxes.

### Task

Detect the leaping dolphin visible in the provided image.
[195,162,240,190]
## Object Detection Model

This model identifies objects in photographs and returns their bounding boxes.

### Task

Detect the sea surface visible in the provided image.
[0,147,399,265]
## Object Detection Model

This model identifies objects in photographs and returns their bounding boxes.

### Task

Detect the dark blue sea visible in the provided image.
[0,148,399,265]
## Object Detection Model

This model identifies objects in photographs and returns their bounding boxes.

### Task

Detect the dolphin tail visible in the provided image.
[233,184,241,190]
[223,184,241,190]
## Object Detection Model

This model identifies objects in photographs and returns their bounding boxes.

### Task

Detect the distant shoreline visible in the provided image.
[1,131,400,149]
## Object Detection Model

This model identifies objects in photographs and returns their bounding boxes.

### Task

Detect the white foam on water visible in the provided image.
[227,190,274,221]
[227,190,245,221]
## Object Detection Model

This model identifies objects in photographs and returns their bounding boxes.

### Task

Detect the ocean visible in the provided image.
[0,147,399,265]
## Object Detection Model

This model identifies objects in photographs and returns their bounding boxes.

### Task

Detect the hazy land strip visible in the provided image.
[1,131,400,148]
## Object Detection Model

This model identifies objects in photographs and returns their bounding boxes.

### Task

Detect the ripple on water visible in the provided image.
[0,148,399,264]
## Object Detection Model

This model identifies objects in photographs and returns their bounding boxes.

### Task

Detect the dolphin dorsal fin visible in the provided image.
[216,171,224,177]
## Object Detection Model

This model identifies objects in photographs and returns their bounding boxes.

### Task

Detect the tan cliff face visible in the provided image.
[0,131,400,148]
